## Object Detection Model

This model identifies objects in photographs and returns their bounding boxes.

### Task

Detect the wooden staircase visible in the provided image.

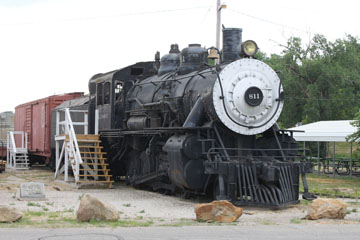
[67,134,113,188]
[54,108,113,188]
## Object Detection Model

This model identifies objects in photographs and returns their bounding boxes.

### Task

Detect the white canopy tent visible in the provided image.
[288,120,357,142]
[287,120,358,176]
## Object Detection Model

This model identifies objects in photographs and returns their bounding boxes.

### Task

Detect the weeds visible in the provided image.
[290,218,302,224]
[27,202,41,207]
[78,193,85,200]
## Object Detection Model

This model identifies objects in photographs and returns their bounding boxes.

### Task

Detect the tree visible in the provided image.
[265,34,360,128]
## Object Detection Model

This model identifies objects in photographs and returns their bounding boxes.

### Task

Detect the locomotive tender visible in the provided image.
[90,28,314,207]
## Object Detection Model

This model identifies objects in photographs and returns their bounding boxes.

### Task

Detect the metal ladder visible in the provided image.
[6,131,29,170]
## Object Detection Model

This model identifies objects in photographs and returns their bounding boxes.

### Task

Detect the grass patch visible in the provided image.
[87,219,154,227]
[160,219,198,227]
[48,212,61,219]
[78,193,85,200]
[25,211,45,217]
[27,202,41,207]
[347,201,360,206]
[122,203,131,207]
[63,208,74,213]
[300,200,312,206]
[290,218,302,224]
[300,173,360,198]
[0,210,154,228]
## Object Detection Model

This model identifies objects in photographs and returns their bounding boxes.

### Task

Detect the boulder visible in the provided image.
[76,194,119,222]
[0,205,23,222]
[194,200,243,223]
[305,198,347,220]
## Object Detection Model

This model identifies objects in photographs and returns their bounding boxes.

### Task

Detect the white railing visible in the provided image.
[6,131,28,170]
[54,108,98,182]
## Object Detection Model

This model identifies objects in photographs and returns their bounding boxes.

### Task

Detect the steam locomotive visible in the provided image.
[86,28,314,207]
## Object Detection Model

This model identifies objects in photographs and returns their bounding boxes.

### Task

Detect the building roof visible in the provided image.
[287,120,358,142]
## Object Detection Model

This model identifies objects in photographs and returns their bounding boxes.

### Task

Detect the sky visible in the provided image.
[0,0,359,113]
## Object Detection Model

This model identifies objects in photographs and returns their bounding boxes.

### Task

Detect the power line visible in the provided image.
[0,6,212,26]
[284,97,360,102]
[228,8,312,34]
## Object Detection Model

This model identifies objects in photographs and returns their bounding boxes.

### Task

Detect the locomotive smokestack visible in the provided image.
[222,28,242,62]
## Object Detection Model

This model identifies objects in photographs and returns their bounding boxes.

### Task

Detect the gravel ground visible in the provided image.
[0,167,360,226]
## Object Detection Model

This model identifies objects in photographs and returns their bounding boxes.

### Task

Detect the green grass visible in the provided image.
[300,200,313,205]
[25,211,45,217]
[290,218,302,224]
[0,210,155,228]
[27,202,41,207]
[300,173,360,198]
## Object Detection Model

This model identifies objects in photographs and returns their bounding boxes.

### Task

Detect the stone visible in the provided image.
[76,194,119,222]
[305,198,347,220]
[20,182,45,199]
[0,205,23,222]
[194,200,243,223]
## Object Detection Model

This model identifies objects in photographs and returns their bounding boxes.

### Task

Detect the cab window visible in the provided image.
[115,82,123,102]
[97,83,103,106]
[104,82,110,104]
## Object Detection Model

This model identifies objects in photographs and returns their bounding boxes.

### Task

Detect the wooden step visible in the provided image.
[80,169,110,172]
[79,174,112,177]
[81,163,108,166]
[75,134,99,140]
[65,134,100,142]
[80,151,107,155]
[75,139,101,143]
[81,157,107,160]
[76,180,114,183]
[78,146,103,149]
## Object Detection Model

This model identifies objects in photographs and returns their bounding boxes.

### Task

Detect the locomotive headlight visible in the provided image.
[241,40,258,57]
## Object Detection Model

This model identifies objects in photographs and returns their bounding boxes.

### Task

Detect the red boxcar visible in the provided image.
[14,92,84,164]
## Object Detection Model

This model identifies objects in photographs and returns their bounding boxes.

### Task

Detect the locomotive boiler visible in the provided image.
[91,28,314,207]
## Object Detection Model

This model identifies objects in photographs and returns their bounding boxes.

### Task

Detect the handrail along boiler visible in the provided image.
[90,28,314,207]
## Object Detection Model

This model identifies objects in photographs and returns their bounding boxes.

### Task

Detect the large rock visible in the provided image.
[0,205,23,222]
[306,198,347,220]
[194,200,243,223]
[76,194,119,222]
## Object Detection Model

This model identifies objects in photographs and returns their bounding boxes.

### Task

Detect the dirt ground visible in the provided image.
[0,167,359,227]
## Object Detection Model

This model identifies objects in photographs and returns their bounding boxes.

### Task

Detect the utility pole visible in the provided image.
[216,0,226,49]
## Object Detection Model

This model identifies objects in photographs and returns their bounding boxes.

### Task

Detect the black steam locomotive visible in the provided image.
[88,28,314,207]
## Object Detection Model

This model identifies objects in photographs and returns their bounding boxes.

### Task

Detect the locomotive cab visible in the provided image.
[89,62,158,131]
